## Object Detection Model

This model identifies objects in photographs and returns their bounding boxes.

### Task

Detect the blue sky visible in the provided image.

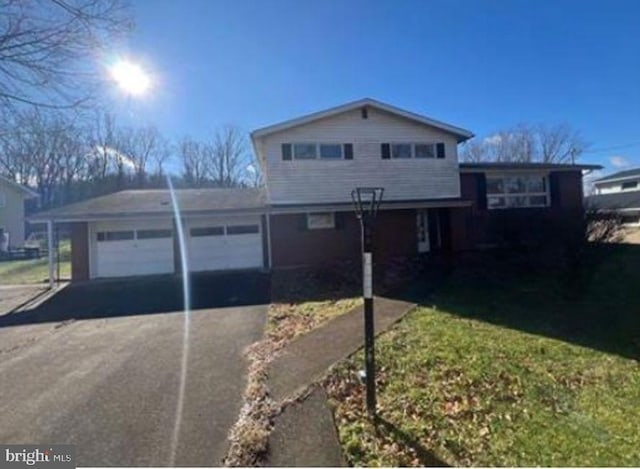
[113,0,640,176]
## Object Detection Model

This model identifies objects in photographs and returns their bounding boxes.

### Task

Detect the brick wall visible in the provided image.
[70,222,89,281]
[460,170,585,247]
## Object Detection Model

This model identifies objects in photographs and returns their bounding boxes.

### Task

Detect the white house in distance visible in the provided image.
[586,168,640,226]
[0,175,39,250]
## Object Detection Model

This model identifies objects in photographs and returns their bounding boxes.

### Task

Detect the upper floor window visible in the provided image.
[282,143,353,160]
[382,142,446,159]
[486,174,549,209]
[621,181,638,190]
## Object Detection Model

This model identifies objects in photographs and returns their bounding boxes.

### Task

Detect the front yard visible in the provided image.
[0,241,71,285]
[325,244,640,466]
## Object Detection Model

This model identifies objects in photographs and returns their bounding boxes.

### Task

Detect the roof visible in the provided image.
[593,168,640,184]
[459,162,602,172]
[0,175,39,198]
[585,191,640,211]
[250,98,475,143]
[29,188,267,222]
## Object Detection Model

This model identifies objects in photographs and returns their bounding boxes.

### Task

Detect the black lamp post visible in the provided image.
[351,187,384,419]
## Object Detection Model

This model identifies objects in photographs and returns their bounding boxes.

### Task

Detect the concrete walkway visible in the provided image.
[266,296,415,466]
[268,296,415,402]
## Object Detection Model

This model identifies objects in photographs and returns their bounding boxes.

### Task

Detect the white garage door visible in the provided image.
[93,221,174,278]
[187,217,263,272]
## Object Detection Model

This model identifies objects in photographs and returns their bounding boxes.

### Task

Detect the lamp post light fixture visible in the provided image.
[351,187,384,419]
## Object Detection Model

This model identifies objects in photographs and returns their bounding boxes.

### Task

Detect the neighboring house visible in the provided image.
[30,98,600,282]
[586,169,640,226]
[0,175,39,250]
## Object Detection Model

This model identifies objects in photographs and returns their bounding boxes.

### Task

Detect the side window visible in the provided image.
[307,212,335,229]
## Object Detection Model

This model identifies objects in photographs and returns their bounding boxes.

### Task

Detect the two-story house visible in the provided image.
[30,99,600,283]
[586,168,640,226]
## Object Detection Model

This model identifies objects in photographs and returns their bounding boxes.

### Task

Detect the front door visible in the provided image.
[417,210,430,253]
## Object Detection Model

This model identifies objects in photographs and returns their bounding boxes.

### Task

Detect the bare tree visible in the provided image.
[462,122,588,163]
[0,0,131,113]
[210,125,249,187]
[179,136,210,187]
[0,108,86,206]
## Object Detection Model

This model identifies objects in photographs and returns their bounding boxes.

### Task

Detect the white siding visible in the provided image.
[0,183,29,247]
[256,107,462,205]
[595,179,640,194]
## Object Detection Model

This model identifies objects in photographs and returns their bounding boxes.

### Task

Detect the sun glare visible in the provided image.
[110,60,151,96]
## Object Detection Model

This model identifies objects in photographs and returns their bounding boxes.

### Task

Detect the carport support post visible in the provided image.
[47,220,54,289]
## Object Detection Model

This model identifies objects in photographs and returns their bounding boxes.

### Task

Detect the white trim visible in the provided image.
[251,98,474,142]
[47,220,54,288]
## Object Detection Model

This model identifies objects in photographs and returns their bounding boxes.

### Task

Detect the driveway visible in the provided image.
[0,274,268,466]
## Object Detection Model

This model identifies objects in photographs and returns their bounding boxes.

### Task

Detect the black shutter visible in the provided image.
[477,173,488,210]
[436,143,446,159]
[335,212,345,230]
[298,213,308,231]
[344,143,353,160]
[282,143,292,161]
[549,173,561,208]
[381,143,391,159]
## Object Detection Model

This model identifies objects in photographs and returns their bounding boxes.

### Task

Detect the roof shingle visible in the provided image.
[30,188,266,221]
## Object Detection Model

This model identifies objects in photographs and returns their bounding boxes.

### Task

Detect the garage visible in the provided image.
[29,188,268,282]
[91,220,174,278]
[187,216,264,272]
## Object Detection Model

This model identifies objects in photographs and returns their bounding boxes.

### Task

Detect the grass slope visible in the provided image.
[326,244,640,466]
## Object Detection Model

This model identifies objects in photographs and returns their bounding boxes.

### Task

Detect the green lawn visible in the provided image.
[326,244,640,466]
[0,241,71,285]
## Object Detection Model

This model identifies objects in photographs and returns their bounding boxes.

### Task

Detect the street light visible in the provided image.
[351,187,384,419]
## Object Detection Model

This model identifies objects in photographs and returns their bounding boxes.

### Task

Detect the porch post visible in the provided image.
[47,219,54,289]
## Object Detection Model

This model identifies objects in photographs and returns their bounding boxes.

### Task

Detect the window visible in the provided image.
[190,226,224,237]
[289,142,348,160]
[0,191,5,208]
[137,229,172,239]
[391,143,412,159]
[415,143,436,158]
[319,144,343,159]
[307,212,335,229]
[622,181,638,190]
[97,231,134,241]
[293,143,317,159]
[386,142,444,159]
[227,224,259,235]
[486,174,549,209]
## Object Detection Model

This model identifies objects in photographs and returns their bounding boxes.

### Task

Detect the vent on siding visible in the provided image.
[361,107,368,119]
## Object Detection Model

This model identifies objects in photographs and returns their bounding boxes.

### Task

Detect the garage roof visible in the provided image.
[29,188,267,222]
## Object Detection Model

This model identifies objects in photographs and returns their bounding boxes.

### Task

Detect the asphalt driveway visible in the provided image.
[0,275,267,466]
